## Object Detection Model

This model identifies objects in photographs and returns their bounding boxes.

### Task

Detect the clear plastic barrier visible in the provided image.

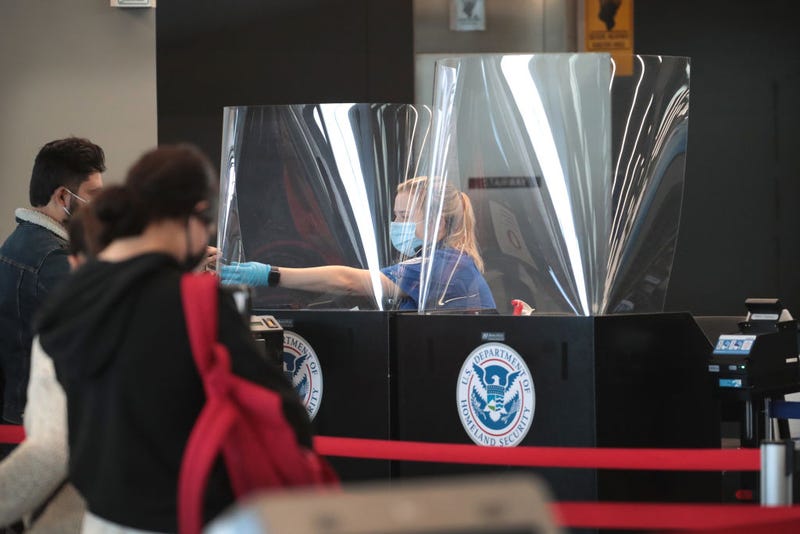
[426,54,613,315]
[424,53,690,315]
[218,104,433,310]
[218,55,689,315]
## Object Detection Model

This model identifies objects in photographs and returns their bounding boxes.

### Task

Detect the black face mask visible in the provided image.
[182,247,207,272]
[182,212,210,272]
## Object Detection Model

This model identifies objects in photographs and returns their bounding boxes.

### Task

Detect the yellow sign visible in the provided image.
[583,0,634,76]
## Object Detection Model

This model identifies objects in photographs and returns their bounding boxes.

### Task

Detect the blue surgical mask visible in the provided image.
[390,221,423,257]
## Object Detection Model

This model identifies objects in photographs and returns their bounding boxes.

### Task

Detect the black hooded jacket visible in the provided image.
[36,253,311,531]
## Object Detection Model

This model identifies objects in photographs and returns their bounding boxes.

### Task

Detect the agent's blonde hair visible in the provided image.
[397,176,484,273]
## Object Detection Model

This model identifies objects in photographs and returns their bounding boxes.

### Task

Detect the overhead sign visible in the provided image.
[582,0,634,76]
[450,0,486,32]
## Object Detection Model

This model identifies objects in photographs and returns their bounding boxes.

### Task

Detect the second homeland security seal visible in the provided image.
[457,342,535,447]
[282,331,323,419]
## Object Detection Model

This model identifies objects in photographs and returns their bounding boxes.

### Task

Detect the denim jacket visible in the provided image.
[0,208,70,423]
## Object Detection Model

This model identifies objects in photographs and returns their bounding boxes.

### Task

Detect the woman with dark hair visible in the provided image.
[32,145,310,533]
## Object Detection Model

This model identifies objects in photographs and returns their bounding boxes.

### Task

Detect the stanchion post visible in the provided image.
[760,440,793,506]
[765,398,773,441]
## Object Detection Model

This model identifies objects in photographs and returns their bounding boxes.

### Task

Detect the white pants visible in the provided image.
[81,513,167,534]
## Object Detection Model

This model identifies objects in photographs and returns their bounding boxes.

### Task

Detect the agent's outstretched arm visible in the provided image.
[220,261,400,298]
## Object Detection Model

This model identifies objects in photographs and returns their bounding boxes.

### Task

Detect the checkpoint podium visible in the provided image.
[393,312,721,502]
[249,310,721,504]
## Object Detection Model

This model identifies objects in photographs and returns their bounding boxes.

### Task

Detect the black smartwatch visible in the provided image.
[267,266,281,287]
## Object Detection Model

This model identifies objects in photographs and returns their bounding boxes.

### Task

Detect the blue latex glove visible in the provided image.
[219,261,271,287]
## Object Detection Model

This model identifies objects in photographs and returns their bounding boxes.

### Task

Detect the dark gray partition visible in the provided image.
[593,313,720,502]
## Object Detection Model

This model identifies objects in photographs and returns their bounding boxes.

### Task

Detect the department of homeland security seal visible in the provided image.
[457,342,535,447]
[282,331,323,420]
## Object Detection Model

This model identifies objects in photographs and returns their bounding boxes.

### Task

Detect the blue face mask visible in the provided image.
[390,221,423,257]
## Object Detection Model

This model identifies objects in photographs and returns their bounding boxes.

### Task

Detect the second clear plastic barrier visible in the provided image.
[425,53,690,315]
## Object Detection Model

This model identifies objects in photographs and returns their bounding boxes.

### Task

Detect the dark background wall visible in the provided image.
[157,0,800,317]
[635,0,800,315]
[156,0,414,172]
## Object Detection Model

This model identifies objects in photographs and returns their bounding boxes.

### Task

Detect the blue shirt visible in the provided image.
[381,247,496,312]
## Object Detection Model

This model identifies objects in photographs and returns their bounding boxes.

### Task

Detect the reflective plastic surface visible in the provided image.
[218,55,690,315]
[604,55,691,314]
[218,104,434,310]
[424,53,690,315]
[426,54,613,315]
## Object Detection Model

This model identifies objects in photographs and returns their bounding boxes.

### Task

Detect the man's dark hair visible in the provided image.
[29,137,106,207]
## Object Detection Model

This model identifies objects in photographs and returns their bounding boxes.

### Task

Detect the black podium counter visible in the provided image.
[259,310,720,501]
[394,312,720,501]
[393,314,596,499]
[593,313,721,502]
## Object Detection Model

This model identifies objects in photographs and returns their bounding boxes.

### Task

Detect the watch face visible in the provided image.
[268,267,281,287]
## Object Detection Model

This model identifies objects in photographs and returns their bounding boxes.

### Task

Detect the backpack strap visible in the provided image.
[178,273,237,534]
[181,273,220,378]
[178,273,338,534]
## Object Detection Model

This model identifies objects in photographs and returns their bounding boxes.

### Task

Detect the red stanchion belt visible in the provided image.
[313,436,760,471]
[2,428,796,531]
[0,429,762,472]
[0,424,24,444]
[554,502,800,531]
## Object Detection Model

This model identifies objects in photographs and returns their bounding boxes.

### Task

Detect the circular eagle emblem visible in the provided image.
[456,342,535,447]
[282,331,323,420]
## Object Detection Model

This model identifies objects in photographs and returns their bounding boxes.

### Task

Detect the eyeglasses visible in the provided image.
[191,208,215,227]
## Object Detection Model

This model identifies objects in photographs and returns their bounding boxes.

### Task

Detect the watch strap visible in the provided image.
[267,266,281,287]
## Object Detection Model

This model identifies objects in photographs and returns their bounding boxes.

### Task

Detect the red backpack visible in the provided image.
[178,273,337,534]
